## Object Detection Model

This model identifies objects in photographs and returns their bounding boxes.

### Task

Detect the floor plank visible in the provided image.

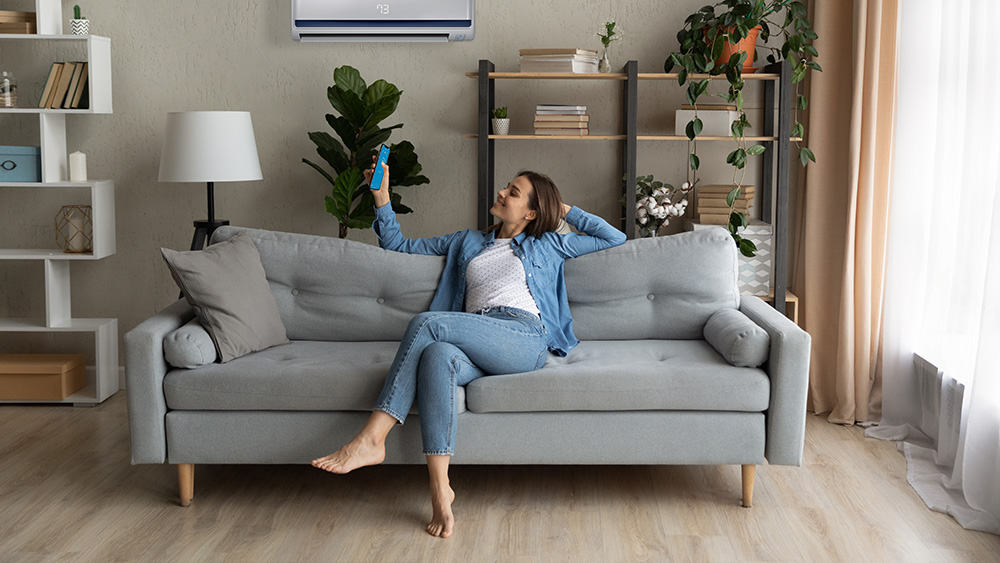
[1,393,998,561]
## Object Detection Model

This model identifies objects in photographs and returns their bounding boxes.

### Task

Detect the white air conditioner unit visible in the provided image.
[292,0,475,42]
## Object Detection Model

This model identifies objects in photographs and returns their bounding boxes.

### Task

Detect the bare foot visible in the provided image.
[426,484,456,538]
[311,438,385,474]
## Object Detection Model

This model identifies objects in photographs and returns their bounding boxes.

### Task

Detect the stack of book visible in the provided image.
[697,184,754,224]
[37,62,89,109]
[534,105,589,136]
[0,10,36,33]
[519,49,598,73]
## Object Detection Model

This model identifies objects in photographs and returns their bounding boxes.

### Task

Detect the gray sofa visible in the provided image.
[125,225,810,507]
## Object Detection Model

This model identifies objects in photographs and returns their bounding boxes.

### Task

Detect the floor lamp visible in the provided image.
[158,111,263,251]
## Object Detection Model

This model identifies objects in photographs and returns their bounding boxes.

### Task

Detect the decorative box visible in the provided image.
[0,145,42,182]
[687,220,773,296]
[0,354,87,400]
[674,108,740,137]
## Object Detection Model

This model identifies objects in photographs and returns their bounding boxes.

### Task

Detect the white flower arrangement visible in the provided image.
[634,175,691,237]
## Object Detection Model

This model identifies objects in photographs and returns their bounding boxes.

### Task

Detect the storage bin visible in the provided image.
[0,354,87,400]
[674,108,740,137]
[0,145,42,182]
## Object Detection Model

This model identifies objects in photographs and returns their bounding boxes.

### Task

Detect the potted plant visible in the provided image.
[597,20,621,72]
[70,5,89,35]
[664,0,820,257]
[631,175,691,237]
[303,65,429,239]
[492,106,509,136]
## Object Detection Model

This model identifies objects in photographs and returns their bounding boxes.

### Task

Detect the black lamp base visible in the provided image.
[189,219,231,251]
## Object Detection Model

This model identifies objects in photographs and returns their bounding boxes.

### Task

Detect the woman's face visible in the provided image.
[490,175,537,226]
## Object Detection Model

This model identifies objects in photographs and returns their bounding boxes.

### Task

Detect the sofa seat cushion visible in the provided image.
[466,340,769,413]
[163,340,466,414]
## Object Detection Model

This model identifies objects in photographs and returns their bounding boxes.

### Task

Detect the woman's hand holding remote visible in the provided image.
[364,154,391,208]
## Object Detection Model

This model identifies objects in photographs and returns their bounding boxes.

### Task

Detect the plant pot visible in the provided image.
[70,18,89,35]
[491,117,509,136]
[714,25,760,73]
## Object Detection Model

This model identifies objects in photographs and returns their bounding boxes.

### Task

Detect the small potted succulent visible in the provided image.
[632,174,691,237]
[597,20,621,72]
[491,106,510,136]
[70,5,89,35]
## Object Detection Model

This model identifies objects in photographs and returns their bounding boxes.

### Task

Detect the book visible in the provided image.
[698,205,749,215]
[62,63,84,109]
[37,63,63,108]
[0,21,35,33]
[68,62,88,108]
[698,184,755,194]
[519,48,597,56]
[520,60,598,73]
[533,121,589,129]
[534,128,589,136]
[698,213,733,225]
[49,62,76,108]
[537,105,587,111]
[534,114,590,122]
[698,198,751,208]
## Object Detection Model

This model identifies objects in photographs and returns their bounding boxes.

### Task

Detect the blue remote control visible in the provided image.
[370,144,390,190]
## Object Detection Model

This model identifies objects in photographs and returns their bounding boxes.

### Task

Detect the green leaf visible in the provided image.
[327,86,367,127]
[664,57,675,73]
[329,167,363,218]
[806,60,823,72]
[747,144,766,156]
[307,131,350,175]
[303,157,336,186]
[736,90,744,111]
[726,149,739,164]
[692,117,703,136]
[686,120,697,140]
[689,153,700,170]
[800,146,816,166]
[798,95,808,110]
[792,122,804,138]
[727,186,740,206]
[334,66,366,99]
[357,123,403,153]
[363,79,402,129]
[678,68,688,86]
[326,114,359,152]
[738,237,757,257]
[697,79,710,97]
[686,82,700,105]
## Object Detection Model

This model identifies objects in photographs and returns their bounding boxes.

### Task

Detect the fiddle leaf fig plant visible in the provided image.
[664,0,820,257]
[303,65,429,238]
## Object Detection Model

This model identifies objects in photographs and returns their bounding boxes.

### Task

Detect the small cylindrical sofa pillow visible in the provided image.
[164,318,218,369]
[703,308,770,367]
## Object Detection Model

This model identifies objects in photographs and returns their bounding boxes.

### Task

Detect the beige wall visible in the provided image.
[0,0,799,364]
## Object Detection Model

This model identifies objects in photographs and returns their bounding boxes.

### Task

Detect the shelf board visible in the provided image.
[0,33,109,41]
[0,180,111,188]
[0,317,116,332]
[465,134,804,142]
[466,71,780,81]
[0,108,108,114]
[0,249,113,260]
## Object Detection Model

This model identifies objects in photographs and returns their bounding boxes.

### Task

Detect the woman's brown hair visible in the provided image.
[486,170,564,238]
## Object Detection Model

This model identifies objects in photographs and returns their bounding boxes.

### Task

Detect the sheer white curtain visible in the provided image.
[866,0,1000,534]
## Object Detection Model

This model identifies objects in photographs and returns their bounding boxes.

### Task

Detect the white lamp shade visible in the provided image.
[158,111,263,182]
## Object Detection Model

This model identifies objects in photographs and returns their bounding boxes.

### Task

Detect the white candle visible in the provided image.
[67,210,86,252]
[69,151,87,182]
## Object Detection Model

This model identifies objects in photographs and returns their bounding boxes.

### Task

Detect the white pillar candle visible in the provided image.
[69,151,87,182]
[67,210,86,252]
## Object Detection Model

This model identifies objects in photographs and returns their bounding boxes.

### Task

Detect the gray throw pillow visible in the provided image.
[703,308,770,367]
[164,318,218,368]
[160,230,289,363]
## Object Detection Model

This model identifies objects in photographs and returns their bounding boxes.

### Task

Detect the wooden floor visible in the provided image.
[2,394,999,562]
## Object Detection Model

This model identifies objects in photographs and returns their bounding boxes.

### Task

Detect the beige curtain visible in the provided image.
[792,0,898,424]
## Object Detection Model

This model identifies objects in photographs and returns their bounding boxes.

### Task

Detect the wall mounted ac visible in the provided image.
[292,0,474,42]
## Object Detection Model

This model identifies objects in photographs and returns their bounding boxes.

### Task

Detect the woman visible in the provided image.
[312,156,627,538]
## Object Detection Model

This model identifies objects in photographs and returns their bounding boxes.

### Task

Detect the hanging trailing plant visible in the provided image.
[664,0,820,257]
[303,66,429,239]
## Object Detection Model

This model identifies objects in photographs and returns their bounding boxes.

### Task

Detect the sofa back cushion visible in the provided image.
[210,225,739,342]
[566,228,740,340]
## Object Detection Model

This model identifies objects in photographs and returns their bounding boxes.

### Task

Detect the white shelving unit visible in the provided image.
[0,0,117,406]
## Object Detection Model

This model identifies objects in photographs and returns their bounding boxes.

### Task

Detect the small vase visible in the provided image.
[491,117,510,136]
[598,48,611,73]
[70,18,90,35]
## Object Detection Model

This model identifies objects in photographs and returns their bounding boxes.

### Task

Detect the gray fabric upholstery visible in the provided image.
[467,340,769,413]
[740,295,811,465]
[209,226,442,342]
[163,318,217,368]
[161,230,290,362]
[704,308,770,367]
[163,340,465,414]
[165,410,765,465]
[567,228,740,340]
[125,299,194,464]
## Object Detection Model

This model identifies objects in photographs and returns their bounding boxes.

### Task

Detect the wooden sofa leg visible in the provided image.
[178,464,194,507]
[741,464,755,508]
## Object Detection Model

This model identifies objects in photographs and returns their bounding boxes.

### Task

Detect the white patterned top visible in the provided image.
[464,238,541,316]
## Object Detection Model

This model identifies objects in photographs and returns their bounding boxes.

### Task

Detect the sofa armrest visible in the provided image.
[124,298,194,464]
[740,295,811,466]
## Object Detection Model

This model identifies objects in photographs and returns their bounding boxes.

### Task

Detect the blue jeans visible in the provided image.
[374,306,548,455]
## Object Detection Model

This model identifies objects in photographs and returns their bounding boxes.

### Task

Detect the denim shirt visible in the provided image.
[372,203,627,356]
